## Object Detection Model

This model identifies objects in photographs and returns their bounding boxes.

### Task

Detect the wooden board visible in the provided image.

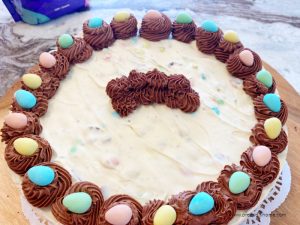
[0,63,299,225]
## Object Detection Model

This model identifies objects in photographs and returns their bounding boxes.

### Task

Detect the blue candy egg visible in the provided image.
[188,192,214,215]
[201,20,218,32]
[15,90,37,109]
[28,165,55,186]
[88,17,103,28]
[263,93,281,113]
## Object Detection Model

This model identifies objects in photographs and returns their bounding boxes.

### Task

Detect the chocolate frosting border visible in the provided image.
[110,15,138,39]
[243,75,277,99]
[195,27,223,54]
[215,37,244,63]
[172,21,197,43]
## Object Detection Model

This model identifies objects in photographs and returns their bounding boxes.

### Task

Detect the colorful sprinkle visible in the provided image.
[131,36,138,44]
[211,106,220,115]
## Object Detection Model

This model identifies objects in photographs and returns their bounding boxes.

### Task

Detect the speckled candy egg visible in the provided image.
[15,89,37,109]
[28,165,55,186]
[256,69,273,88]
[4,112,28,129]
[39,52,56,68]
[63,192,92,214]
[188,192,214,215]
[201,20,218,32]
[252,146,272,167]
[105,204,133,225]
[264,117,282,139]
[229,171,250,194]
[22,73,42,90]
[239,50,254,66]
[263,93,281,113]
[144,10,162,20]
[58,34,74,49]
[223,30,240,43]
[153,205,177,225]
[114,12,131,23]
[13,137,39,156]
[88,17,103,28]
[176,12,193,24]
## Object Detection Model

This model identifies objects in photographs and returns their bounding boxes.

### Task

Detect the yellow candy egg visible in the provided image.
[13,137,38,156]
[264,117,282,139]
[22,73,42,90]
[114,11,131,22]
[223,30,240,43]
[153,205,177,225]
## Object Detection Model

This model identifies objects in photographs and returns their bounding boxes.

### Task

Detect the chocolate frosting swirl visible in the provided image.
[5,134,52,175]
[140,14,172,41]
[240,146,280,186]
[217,164,263,210]
[110,15,138,39]
[23,70,60,99]
[11,92,48,117]
[22,162,72,207]
[226,48,262,79]
[57,37,93,64]
[253,94,288,125]
[215,38,244,63]
[142,199,165,225]
[83,21,115,50]
[52,182,104,225]
[243,75,276,99]
[172,21,196,43]
[195,27,223,54]
[106,69,200,116]
[39,51,70,80]
[98,194,143,225]
[250,122,288,154]
[1,112,42,143]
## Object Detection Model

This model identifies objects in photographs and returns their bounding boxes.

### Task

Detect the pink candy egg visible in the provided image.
[4,112,28,129]
[105,204,133,225]
[39,52,56,68]
[239,50,254,67]
[252,146,272,167]
[144,10,162,20]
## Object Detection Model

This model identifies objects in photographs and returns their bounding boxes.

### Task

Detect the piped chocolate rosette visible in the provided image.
[5,134,52,175]
[57,34,93,63]
[172,12,196,43]
[196,20,223,54]
[11,89,48,117]
[241,146,280,186]
[106,69,200,117]
[37,51,70,80]
[253,93,288,125]
[22,162,72,207]
[227,48,262,79]
[1,112,42,143]
[52,182,104,225]
[83,17,115,51]
[217,164,263,210]
[110,11,138,39]
[250,118,288,154]
[140,10,172,42]
[215,30,244,63]
[98,194,143,225]
[243,69,277,99]
[21,70,60,100]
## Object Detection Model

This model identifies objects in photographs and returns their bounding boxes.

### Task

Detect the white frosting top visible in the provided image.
[29,38,286,224]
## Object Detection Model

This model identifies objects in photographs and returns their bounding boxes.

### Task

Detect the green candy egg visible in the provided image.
[176,12,193,24]
[58,34,74,49]
[229,171,250,194]
[62,192,92,214]
[256,69,273,88]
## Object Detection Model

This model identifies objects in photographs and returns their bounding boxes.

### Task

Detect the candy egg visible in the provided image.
[153,205,176,225]
[28,165,55,186]
[239,50,254,66]
[223,30,240,43]
[176,12,193,24]
[188,192,214,215]
[114,12,131,23]
[88,17,103,28]
[256,69,273,88]
[58,34,74,49]
[263,93,281,112]
[144,10,162,20]
[252,146,272,166]
[22,73,42,90]
[39,52,56,68]
[229,171,250,194]
[105,204,133,225]
[201,20,218,33]
[13,137,38,156]
[4,113,28,129]
[264,117,282,139]
[15,89,37,109]
[62,192,92,214]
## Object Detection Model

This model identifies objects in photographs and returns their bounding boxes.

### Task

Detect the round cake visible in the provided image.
[1,10,288,225]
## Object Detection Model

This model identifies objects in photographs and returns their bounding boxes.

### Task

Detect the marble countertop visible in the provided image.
[0,0,300,97]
